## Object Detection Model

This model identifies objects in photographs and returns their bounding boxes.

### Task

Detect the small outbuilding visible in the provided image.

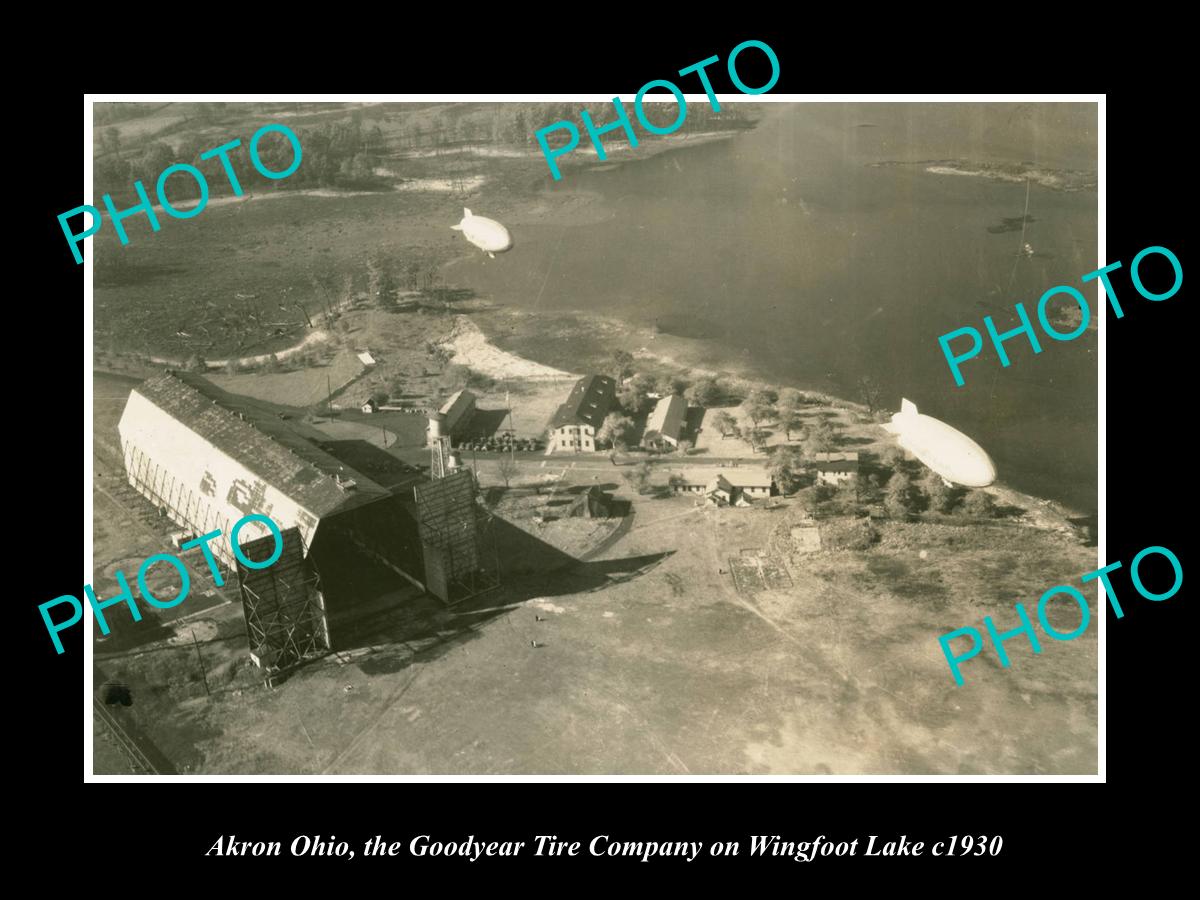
[812,451,859,486]
[672,467,774,506]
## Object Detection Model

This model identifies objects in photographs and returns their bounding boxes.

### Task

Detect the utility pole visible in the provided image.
[191,629,211,698]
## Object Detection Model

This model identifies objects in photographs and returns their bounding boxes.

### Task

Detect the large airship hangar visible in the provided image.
[117,371,499,680]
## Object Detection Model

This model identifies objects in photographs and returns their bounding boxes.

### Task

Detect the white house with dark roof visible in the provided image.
[671,466,774,505]
[547,375,616,453]
[812,451,859,485]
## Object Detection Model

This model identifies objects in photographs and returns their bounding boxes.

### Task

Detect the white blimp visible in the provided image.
[883,398,997,487]
[450,208,513,258]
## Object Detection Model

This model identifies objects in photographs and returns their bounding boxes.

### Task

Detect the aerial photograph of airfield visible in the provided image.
[90,100,1098,775]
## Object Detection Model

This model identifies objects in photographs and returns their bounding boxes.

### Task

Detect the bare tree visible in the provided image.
[611,350,635,383]
[711,410,736,438]
[776,388,805,440]
[746,427,770,453]
[496,454,519,489]
[856,375,885,416]
[744,388,775,429]
[598,412,635,450]
[623,461,654,494]
[805,422,837,453]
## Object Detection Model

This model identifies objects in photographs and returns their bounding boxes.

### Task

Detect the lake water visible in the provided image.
[455,103,1099,513]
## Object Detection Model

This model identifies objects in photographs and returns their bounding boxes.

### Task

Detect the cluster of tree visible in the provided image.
[658,374,690,397]
[277,119,386,190]
[309,270,354,323]
[610,350,635,383]
[366,253,400,308]
[711,400,836,456]
[598,412,636,450]
[622,461,655,495]
[685,376,726,407]
[609,351,696,401]
[617,374,655,415]
[94,99,757,203]
[768,447,807,494]
[878,470,997,519]
[767,442,1002,523]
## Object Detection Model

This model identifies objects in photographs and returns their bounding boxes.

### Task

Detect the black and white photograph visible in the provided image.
[80,96,1101,777]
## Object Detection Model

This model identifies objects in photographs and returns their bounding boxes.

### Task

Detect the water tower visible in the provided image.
[427,410,445,446]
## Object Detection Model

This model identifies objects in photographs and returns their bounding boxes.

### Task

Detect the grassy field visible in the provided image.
[206,349,365,406]
[694,404,882,457]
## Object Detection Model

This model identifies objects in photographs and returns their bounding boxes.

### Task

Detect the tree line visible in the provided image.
[94,117,391,202]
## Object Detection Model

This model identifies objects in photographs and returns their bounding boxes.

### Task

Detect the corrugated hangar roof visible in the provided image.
[133,371,392,519]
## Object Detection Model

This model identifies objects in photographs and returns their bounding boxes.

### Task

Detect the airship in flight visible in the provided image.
[451,208,513,258]
[883,399,997,487]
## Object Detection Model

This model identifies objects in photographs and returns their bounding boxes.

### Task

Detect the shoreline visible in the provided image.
[440,305,1092,529]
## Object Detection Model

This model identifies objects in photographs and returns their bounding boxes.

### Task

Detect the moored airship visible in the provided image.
[450,208,513,258]
[882,398,997,487]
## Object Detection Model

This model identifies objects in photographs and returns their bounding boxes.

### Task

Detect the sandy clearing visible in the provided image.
[439,315,576,381]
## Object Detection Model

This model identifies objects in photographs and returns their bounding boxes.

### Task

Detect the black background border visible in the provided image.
[20,23,1189,885]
